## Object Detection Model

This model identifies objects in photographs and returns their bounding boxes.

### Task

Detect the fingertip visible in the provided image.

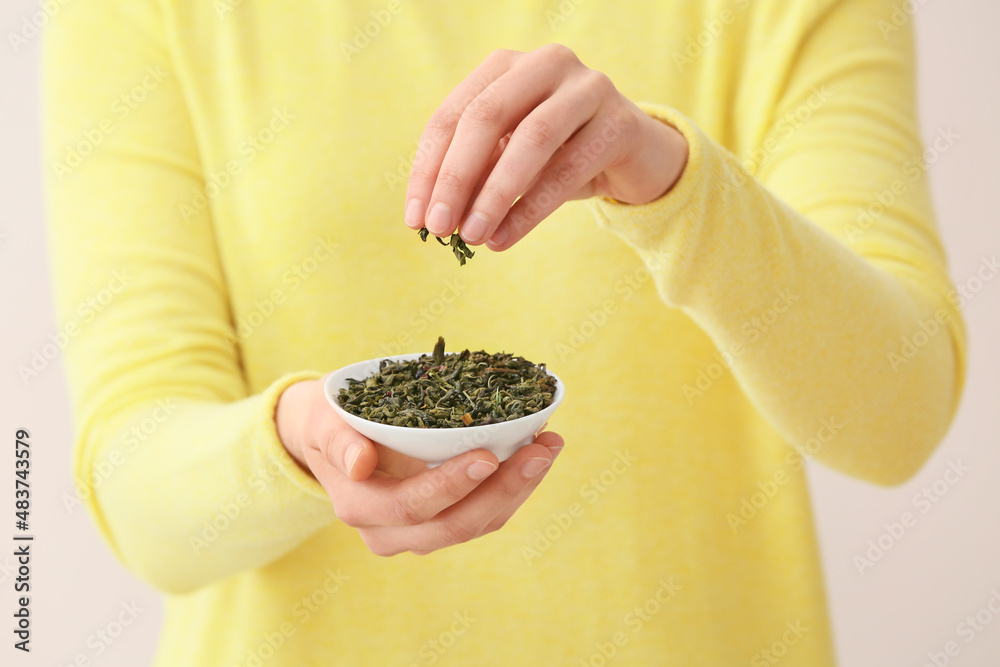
[405,198,426,229]
[343,442,363,475]
[344,440,378,481]
[536,430,564,453]
[485,223,509,250]
[521,456,552,479]
[459,211,490,245]
[467,459,499,481]
[426,201,453,235]
[515,440,559,479]
[452,448,499,471]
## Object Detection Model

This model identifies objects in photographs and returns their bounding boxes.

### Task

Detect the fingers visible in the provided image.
[403,43,682,253]
[458,92,597,245]
[307,401,381,481]
[486,105,635,251]
[404,49,520,231]
[464,133,511,213]
[357,433,565,556]
[308,446,501,529]
[420,69,554,238]
[406,45,597,242]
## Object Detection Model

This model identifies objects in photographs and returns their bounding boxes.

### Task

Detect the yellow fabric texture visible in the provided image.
[43,0,965,664]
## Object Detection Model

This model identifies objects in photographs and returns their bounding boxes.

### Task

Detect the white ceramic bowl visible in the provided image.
[325,352,564,467]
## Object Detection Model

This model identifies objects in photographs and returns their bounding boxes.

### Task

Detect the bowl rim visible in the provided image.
[324,351,565,433]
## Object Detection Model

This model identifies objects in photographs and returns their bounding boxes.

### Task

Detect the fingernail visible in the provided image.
[461,212,489,243]
[467,460,498,481]
[345,443,364,476]
[547,444,564,457]
[405,199,425,228]
[427,202,452,234]
[521,457,551,479]
[486,224,509,248]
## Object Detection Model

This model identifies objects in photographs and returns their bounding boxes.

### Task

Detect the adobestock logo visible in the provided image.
[522,450,637,564]
[340,0,408,63]
[55,601,144,667]
[63,398,178,514]
[577,578,682,667]
[18,269,134,386]
[545,0,589,29]
[407,611,476,667]
[750,620,809,667]
[726,416,842,533]
[919,588,1000,667]
[853,459,969,576]
[672,0,751,72]
[7,0,72,52]
[380,277,466,357]
[179,107,296,223]
[846,126,960,245]
[52,66,171,181]
[227,236,338,346]
[683,288,800,405]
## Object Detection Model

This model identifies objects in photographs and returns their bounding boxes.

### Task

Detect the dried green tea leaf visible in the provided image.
[337,338,556,428]
[417,229,475,266]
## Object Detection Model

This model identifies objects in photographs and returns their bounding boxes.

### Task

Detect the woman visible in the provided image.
[44,0,965,664]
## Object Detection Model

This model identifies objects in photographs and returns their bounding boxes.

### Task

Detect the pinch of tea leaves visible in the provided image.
[417,229,475,266]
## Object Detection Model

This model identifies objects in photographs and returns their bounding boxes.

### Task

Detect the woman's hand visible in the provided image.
[404,43,688,251]
[275,377,563,556]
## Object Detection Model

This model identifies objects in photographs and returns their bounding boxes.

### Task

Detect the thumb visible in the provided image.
[312,372,379,481]
[324,419,379,482]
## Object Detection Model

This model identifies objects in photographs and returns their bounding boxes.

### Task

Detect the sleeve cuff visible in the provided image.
[588,102,705,239]
[256,369,331,503]
[585,102,749,309]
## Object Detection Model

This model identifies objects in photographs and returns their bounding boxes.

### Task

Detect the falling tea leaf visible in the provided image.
[418,229,475,266]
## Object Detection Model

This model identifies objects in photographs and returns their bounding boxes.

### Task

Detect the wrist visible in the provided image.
[603,102,689,206]
[275,378,320,473]
[636,112,689,204]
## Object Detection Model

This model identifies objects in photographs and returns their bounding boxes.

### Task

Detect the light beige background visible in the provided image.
[2,1,997,665]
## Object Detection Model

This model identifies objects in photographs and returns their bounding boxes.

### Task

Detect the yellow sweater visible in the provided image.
[43,0,965,664]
